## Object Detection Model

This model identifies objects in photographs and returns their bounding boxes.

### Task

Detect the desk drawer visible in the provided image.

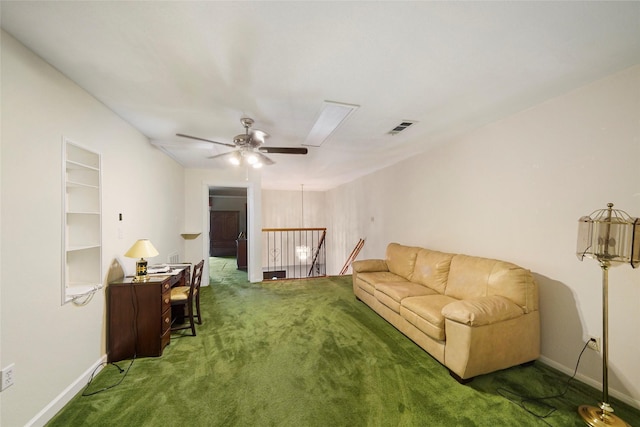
[162,290,171,313]
[162,280,171,292]
[162,309,171,334]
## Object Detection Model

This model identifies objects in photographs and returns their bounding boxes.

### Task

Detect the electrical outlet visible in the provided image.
[1,364,15,391]
[587,337,601,352]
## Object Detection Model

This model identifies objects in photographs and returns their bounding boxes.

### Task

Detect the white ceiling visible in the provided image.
[2,1,640,190]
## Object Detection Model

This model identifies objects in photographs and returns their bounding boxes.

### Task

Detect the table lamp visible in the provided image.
[124,239,159,282]
[576,203,639,427]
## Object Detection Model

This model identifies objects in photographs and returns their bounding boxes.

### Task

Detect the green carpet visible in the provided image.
[47,259,640,426]
[207,255,248,286]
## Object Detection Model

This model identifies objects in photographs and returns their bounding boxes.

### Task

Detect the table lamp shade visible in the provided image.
[125,239,159,259]
[125,239,159,280]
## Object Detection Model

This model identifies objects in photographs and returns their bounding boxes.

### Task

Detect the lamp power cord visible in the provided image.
[497,341,591,425]
[82,281,140,396]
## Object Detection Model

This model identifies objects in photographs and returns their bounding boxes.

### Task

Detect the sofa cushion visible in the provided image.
[445,254,538,313]
[411,249,454,293]
[352,259,389,273]
[386,243,421,280]
[444,254,493,300]
[485,265,538,313]
[400,294,459,341]
[356,271,406,295]
[442,296,524,326]
[375,282,437,313]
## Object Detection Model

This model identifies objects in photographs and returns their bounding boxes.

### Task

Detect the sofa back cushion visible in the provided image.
[386,243,421,280]
[445,254,538,313]
[411,249,454,294]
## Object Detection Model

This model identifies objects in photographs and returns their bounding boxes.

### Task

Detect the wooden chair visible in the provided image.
[192,260,204,325]
[170,260,204,336]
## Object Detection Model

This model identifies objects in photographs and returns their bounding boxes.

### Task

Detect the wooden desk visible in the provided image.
[107,266,189,363]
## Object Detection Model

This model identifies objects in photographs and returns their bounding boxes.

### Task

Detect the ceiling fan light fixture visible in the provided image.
[252,162,263,169]
[229,152,241,166]
[246,152,259,165]
[303,101,359,147]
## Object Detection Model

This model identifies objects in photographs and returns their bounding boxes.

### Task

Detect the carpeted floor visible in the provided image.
[208,255,248,285]
[46,259,640,426]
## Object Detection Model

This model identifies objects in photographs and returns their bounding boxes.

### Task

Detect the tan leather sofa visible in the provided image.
[352,243,540,382]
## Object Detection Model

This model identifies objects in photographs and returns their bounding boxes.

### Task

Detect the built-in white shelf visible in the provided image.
[62,139,102,304]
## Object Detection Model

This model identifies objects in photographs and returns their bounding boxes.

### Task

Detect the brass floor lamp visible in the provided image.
[576,203,639,427]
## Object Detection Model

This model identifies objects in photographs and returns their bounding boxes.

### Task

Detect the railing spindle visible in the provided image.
[262,228,327,280]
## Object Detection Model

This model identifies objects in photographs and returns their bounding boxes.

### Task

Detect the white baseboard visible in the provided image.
[538,355,640,410]
[25,355,107,427]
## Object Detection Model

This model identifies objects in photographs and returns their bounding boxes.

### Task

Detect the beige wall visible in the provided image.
[326,65,640,407]
[262,189,326,230]
[0,32,185,426]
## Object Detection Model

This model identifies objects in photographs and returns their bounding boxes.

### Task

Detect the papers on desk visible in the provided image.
[147,263,191,276]
[147,264,171,274]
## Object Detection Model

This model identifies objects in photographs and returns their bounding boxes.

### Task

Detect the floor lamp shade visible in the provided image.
[576,203,638,427]
[577,203,640,268]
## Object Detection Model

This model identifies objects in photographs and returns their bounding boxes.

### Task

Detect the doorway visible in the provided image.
[209,187,248,283]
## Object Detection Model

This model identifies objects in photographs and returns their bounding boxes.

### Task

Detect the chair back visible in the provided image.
[191,260,204,296]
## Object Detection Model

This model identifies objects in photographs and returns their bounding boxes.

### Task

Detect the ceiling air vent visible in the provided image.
[388,121,416,135]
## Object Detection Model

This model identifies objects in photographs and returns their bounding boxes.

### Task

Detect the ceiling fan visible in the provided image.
[177,117,308,168]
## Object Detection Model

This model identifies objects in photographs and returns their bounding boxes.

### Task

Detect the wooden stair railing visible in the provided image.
[307,230,326,277]
[262,227,327,279]
[340,238,365,275]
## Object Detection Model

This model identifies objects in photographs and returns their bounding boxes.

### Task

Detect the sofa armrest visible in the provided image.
[352,259,389,273]
[442,296,524,327]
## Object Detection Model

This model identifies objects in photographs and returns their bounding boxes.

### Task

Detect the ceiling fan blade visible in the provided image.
[258,147,308,155]
[176,133,236,148]
[151,140,213,150]
[255,152,275,165]
[207,151,235,160]
[249,128,269,140]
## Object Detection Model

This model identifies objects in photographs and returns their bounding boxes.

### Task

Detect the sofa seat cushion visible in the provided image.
[442,296,524,326]
[375,282,437,313]
[357,271,406,295]
[400,295,459,341]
